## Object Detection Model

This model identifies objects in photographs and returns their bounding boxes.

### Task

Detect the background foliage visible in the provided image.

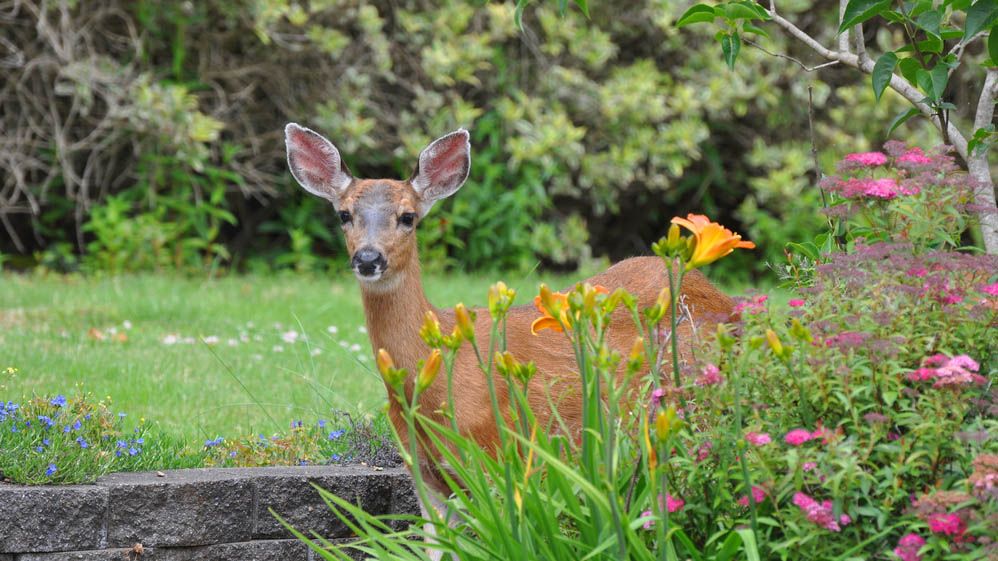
[4,0,983,280]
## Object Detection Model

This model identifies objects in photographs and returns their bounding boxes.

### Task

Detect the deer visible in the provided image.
[284,123,737,545]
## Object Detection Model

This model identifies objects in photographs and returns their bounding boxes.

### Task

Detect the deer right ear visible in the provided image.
[285,123,353,205]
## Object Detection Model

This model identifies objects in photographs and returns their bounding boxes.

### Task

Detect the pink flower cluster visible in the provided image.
[745,432,771,446]
[737,485,766,507]
[897,147,933,166]
[788,298,805,308]
[833,177,919,200]
[695,364,724,386]
[732,294,768,316]
[927,512,966,537]
[907,354,985,388]
[785,426,832,446]
[843,151,888,167]
[980,281,998,297]
[893,533,926,561]
[792,492,850,532]
[641,494,685,529]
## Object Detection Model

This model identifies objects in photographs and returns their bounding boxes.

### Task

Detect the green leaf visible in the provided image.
[990,30,998,63]
[897,56,922,83]
[724,3,761,20]
[839,0,891,33]
[887,107,922,136]
[915,68,936,99]
[929,63,949,98]
[573,0,590,18]
[743,22,770,38]
[721,32,742,69]
[676,4,718,27]
[914,9,942,41]
[872,52,898,101]
[963,0,998,45]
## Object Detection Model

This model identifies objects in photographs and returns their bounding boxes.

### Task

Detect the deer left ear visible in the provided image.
[411,129,471,216]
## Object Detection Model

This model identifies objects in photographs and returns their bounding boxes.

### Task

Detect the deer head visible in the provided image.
[285,123,471,290]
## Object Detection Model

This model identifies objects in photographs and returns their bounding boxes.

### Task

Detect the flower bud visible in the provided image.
[539,284,559,316]
[628,337,646,372]
[416,349,442,392]
[655,406,678,441]
[789,319,813,343]
[488,281,515,319]
[766,329,789,360]
[454,303,476,342]
[716,323,736,351]
[376,348,394,377]
[419,311,443,347]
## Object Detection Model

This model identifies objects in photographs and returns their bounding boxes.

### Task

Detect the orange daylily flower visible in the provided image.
[671,214,755,270]
[530,284,609,334]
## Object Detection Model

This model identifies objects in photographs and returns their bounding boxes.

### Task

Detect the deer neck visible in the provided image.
[360,260,435,375]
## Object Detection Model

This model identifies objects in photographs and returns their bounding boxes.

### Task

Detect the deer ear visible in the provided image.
[285,123,353,205]
[411,129,471,216]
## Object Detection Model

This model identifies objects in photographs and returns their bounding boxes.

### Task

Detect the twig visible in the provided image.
[744,39,840,72]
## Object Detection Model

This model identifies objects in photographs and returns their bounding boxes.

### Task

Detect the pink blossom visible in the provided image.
[745,432,771,446]
[863,178,900,199]
[737,486,766,507]
[788,299,805,307]
[793,492,846,532]
[802,462,817,472]
[641,494,685,529]
[907,353,985,388]
[695,364,724,386]
[980,282,998,296]
[927,513,966,537]
[839,514,851,525]
[785,429,814,446]
[695,441,713,463]
[893,533,926,561]
[907,267,928,278]
[898,147,933,166]
[844,151,888,167]
[732,294,768,316]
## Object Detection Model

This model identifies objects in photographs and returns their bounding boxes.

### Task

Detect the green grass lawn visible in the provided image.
[1,270,592,441]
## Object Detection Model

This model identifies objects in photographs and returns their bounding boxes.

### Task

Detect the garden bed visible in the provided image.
[0,465,417,560]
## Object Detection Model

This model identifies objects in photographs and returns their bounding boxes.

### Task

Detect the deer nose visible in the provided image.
[352,247,387,277]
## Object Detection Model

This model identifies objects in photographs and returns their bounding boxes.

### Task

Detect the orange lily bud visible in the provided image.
[419,310,443,347]
[417,349,442,392]
[454,303,476,341]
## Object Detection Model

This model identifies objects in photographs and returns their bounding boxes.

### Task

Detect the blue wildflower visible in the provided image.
[35,446,43,453]
[291,420,303,429]
[43,438,50,446]
[84,414,91,420]
[229,451,237,458]
[317,419,327,429]
[204,437,224,448]
[76,436,89,449]
[63,425,71,433]
[135,437,144,445]
[331,454,341,461]
[46,463,57,476]
[50,395,67,407]
[38,415,54,428]
[118,412,126,419]
[115,450,122,457]
[117,440,127,448]
[72,420,81,431]
[328,429,345,441]
[128,447,139,456]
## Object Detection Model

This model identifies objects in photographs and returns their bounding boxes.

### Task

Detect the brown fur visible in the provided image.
[336,178,735,495]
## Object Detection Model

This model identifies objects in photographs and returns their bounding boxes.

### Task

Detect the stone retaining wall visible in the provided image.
[0,466,418,561]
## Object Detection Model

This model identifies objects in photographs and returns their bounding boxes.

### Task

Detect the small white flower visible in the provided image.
[203,336,220,345]
[310,348,322,357]
[358,355,369,362]
[162,334,179,345]
[182,337,196,345]
[253,335,263,342]
[107,327,118,335]
[273,322,283,330]
[338,341,349,348]
[272,345,284,353]
[251,353,263,361]
[326,325,339,334]
[350,343,362,352]
[227,338,239,347]
[122,320,133,330]
[358,326,368,334]
[281,330,299,344]
[246,321,255,328]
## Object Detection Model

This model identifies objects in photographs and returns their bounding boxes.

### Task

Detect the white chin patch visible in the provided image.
[354,270,383,282]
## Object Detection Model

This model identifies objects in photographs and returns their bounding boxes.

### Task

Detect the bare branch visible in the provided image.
[838,0,850,54]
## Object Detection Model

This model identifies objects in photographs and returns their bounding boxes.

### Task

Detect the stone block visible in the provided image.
[99,469,253,548]
[0,484,107,553]
[244,465,406,540]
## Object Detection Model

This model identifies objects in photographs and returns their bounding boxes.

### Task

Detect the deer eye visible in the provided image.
[398,212,417,228]
[338,211,352,225]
